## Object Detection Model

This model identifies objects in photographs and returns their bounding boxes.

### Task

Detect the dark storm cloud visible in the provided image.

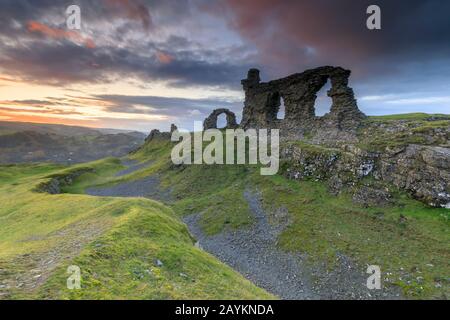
[0,40,248,87]
[0,0,153,31]
[0,0,250,88]
[1,0,450,117]
[213,0,450,79]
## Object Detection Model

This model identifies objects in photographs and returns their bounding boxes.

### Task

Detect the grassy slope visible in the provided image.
[0,159,272,299]
[1,116,449,299]
[254,175,449,298]
[125,135,449,299]
[360,114,450,151]
[368,113,449,121]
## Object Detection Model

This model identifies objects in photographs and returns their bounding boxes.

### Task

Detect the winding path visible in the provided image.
[85,159,402,300]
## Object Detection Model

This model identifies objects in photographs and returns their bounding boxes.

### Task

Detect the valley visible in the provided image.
[0,121,146,164]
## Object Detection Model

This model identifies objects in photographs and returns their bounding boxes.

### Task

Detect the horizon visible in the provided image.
[1,0,450,132]
[1,109,449,135]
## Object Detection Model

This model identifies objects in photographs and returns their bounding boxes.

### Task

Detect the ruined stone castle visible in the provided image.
[142,66,449,209]
[203,66,366,136]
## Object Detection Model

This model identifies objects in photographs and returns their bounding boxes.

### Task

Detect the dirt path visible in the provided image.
[115,159,154,177]
[86,159,171,202]
[85,159,402,300]
[184,190,318,299]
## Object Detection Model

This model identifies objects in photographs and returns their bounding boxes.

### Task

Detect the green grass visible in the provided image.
[130,136,449,299]
[166,164,254,235]
[37,199,271,300]
[252,174,449,298]
[368,113,450,121]
[357,114,450,151]
[162,161,449,298]
[0,159,273,300]
[1,124,449,299]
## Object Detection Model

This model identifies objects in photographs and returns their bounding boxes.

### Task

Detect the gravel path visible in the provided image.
[115,159,154,177]
[85,160,403,300]
[86,175,171,202]
[86,159,171,202]
[184,190,318,300]
[184,190,402,300]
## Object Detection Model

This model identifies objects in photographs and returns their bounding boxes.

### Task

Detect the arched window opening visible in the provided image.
[277,96,285,120]
[216,113,227,129]
[314,79,332,116]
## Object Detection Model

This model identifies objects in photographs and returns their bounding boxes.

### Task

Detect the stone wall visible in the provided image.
[240,67,366,133]
[203,108,238,130]
[203,66,366,138]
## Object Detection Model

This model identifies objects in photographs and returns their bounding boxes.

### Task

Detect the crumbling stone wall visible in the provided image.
[203,108,238,130]
[240,66,366,133]
[144,123,178,142]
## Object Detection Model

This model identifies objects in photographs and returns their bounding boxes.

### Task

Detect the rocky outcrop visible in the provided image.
[352,186,392,208]
[144,123,178,142]
[34,167,95,194]
[281,142,450,208]
[203,108,238,130]
[377,145,450,208]
[145,129,170,141]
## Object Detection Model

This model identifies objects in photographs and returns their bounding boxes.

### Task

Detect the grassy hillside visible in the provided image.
[0,160,272,299]
[0,131,145,164]
[1,130,449,299]
[126,138,449,299]
[0,121,146,164]
[0,121,145,137]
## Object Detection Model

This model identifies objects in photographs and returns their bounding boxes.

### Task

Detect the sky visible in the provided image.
[0,0,449,132]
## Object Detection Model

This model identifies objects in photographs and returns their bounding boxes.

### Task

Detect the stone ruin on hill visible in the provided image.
[203,66,366,135]
[203,108,238,130]
[141,66,450,209]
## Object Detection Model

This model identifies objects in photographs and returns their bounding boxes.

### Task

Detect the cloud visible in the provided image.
[27,21,96,48]
[93,94,239,116]
[0,0,449,124]
[0,0,253,88]
[386,97,450,105]
[104,0,153,30]
[155,51,174,64]
[0,38,249,88]
[0,106,83,116]
[212,0,450,79]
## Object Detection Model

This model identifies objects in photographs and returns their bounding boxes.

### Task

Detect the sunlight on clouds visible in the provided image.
[0,78,174,127]
[0,81,69,101]
[70,79,244,101]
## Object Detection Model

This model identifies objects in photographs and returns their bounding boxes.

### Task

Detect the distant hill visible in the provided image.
[0,121,144,137]
[0,122,146,164]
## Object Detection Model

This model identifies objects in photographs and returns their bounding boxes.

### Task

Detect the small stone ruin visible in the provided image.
[203,108,238,130]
